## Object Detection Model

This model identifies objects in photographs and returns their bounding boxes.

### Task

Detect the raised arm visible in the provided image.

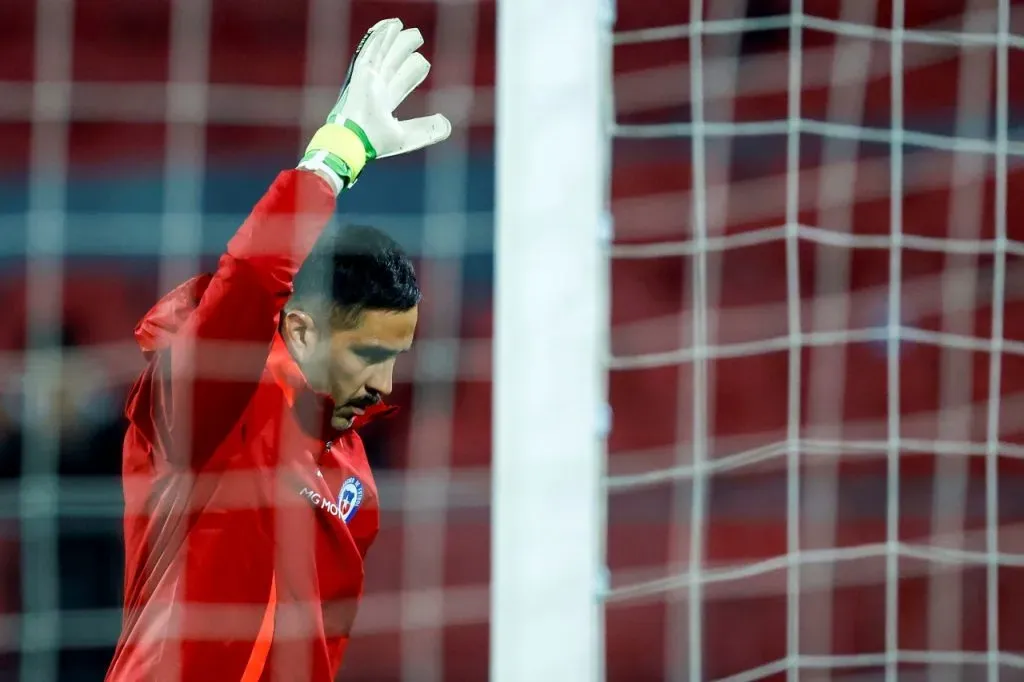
[152,169,334,466]
[130,18,451,468]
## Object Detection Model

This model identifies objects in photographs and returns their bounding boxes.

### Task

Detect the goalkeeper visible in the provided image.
[104,19,450,682]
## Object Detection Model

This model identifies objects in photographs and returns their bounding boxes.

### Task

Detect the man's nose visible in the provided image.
[366,362,394,397]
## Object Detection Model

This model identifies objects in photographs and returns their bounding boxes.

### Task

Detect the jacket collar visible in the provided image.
[266,333,397,440]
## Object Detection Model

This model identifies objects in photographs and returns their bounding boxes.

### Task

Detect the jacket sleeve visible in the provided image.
[152,169,336,467]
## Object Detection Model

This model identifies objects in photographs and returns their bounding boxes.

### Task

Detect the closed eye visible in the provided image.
[354,345,404,364]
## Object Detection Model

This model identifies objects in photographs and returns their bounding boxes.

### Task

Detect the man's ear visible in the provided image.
[281,309,321,361]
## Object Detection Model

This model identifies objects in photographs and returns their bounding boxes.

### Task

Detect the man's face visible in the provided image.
[286,306,418,430]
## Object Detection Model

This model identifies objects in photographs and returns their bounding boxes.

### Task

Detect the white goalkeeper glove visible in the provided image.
[298,18,452,194]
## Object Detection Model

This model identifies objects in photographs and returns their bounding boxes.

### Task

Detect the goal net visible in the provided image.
[4,0,1024,681]
[603,0,1024,680]
[2,1,494,681]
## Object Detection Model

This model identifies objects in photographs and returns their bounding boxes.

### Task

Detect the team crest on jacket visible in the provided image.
[338,477,364,524]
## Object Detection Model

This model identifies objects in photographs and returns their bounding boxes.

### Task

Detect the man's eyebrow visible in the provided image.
[353,343,409,357]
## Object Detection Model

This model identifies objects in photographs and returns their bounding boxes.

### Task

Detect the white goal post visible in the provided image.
[490,0,611,679]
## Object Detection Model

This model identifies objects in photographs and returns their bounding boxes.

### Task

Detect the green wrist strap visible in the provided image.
[304,120,376,181]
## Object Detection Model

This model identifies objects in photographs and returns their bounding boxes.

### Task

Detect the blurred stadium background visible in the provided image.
[4,0,1024,680]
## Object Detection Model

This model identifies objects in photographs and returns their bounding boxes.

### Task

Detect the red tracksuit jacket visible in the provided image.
[105,170,391,682]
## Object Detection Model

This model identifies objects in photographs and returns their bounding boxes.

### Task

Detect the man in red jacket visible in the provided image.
[105,18,451,682]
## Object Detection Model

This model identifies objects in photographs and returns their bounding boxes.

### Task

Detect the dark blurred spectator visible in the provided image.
[740,0,790,55]
[0,325,127,681]
[0,325,125,477]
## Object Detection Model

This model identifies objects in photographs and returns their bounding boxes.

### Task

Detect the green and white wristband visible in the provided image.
[297,149,353,195]
[297,121,375,195]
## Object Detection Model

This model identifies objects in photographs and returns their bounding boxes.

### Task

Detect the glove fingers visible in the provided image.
[361,18,403,74]
[378,114,453,158]
[328,19,394,120]
[387,53,431,111]
[381,28,424,81]
[356,19,393,59]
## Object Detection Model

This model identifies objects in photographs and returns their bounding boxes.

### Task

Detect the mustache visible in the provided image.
[344,394,381,409]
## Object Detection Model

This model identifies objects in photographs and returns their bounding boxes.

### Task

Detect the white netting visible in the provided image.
[6,0,1024,680]
[603,0,1024,680]
[1,1,490,681]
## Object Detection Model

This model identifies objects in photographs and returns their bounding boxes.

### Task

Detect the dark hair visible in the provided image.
[291,224,420,327]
